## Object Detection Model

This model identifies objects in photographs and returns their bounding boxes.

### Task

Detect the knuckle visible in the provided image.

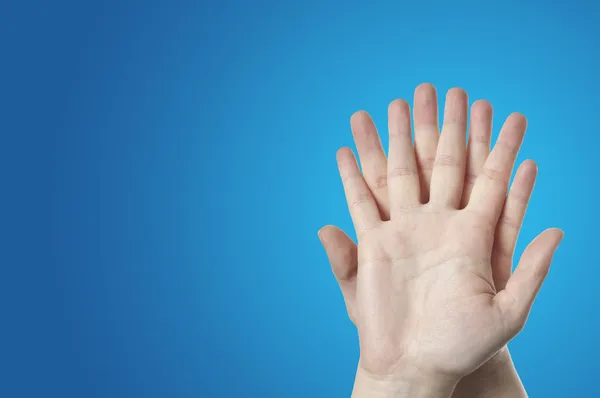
[373,174,388,190]
[417,156,436,171]
[435,154,462,168]
[387,167,418,179]
[356,225,378,240]
[392,202,421,212]
[420,97,437,113]
[471,134,490,145]
[509,189,530,205]
[492,245,514,261]
[498,213,521,229]
[497,295,526,337]
[442,117,467,127]
[339,249,356,273]
[349,192,373,209]
[464,173,478,186]
[494,139,519,156]
[481,166,507,183]
[341,173,360,184]
[533,263,550,280]
[389,128,410,140]
[510,314,527,335]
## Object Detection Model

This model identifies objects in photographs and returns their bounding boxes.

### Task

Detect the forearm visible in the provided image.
[451,348,527,398]
[352,363,458,398]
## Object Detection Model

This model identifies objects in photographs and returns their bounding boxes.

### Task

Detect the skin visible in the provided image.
[318,84,563,397]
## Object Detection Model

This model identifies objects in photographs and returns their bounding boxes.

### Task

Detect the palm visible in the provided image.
[356,208,504,376]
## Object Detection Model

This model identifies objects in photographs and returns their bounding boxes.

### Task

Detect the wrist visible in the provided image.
[352,361,458,398]
[452,347,526,398]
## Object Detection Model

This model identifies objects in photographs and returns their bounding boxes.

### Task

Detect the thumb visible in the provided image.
[318,225,358,282]
[494,228,564,336]
[318,225,358,320]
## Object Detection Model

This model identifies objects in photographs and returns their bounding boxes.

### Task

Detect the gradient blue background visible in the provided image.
[1,0,596,396]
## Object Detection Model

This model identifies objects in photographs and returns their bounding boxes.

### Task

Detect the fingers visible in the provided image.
[351,111,390,219]
[494,228,564,336]
[430,88,469,207]
[491,160,537,291]
[413,83,440,203]
[467,113,527,223]
[337,147,381,237]
[318,225,358,321]
[461,100,493,208]
[387,99,420,215]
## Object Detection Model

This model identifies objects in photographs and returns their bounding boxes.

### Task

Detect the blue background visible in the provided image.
[1,0,596,396]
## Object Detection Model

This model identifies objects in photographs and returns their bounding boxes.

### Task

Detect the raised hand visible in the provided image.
[320,84,562,397]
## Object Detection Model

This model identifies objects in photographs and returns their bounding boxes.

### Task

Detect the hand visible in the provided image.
[320,84,563,396]
[320,84,530,396]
